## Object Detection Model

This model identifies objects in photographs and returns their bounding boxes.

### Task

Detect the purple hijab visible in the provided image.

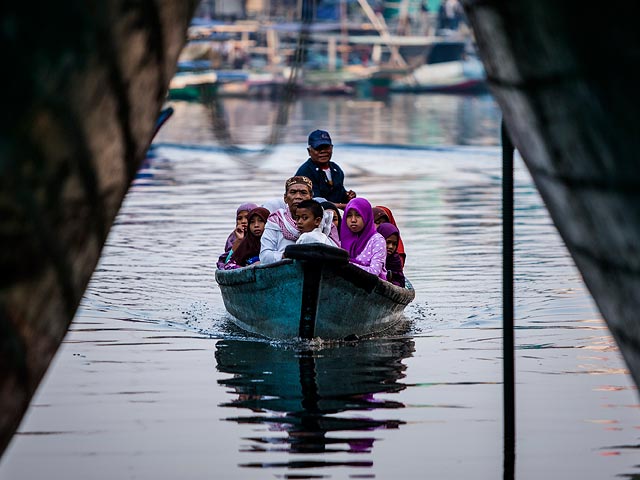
[377,222,405,287]
[340,197,377,258]
[377,222,400,241]
[237,203,258,215]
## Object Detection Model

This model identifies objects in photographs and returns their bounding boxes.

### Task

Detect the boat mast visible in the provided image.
[397,0,411,36]
[356,0,408,67]
[340,0,349,66]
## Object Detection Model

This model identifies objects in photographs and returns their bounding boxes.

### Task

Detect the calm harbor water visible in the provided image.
[1,94,639,479]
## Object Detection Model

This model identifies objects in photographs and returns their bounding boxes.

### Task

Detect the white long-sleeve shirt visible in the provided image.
[296,228,336,246]
[259,220,296,264]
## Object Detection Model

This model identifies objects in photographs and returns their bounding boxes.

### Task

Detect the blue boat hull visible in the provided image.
[215,244,415,340]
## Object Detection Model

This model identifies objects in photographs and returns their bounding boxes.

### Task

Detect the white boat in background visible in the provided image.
[390,56,487,94]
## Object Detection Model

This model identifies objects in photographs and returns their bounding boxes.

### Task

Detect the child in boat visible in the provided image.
[373,207,389,225]
[320,200,342,232]
[340,198,387,280]
[374,205,406,266]
[216,202,258,269]
[223,207,270,269]
[295,200,338,246]
[377,223,406,288]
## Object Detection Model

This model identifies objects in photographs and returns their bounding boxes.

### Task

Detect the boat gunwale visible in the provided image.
[215,245,414,306]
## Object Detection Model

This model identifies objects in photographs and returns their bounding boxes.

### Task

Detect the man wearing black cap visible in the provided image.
[295,129,356,209]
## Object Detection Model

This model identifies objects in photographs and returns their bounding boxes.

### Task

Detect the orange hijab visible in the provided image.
[375,206,406,266]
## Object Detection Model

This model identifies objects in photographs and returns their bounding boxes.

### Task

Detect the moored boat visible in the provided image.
[168,70,218,101]
[390,57,487,94]
[215,244,415,340]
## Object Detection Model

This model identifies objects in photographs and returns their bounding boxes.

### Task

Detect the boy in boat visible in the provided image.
[340,197,387,281]
[259,176,314,264]
[295,200,339,247]
[377,222,406,287]
[295,130,356,209]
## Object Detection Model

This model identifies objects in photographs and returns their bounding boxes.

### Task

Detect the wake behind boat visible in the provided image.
[215,244,415,340]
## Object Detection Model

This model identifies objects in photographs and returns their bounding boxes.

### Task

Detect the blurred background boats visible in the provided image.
[4,0,640,476]
[170,0,486,99]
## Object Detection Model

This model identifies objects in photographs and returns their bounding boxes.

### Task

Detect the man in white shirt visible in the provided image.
[259,176,313,264]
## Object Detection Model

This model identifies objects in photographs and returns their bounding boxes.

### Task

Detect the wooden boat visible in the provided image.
[215,244,415,340]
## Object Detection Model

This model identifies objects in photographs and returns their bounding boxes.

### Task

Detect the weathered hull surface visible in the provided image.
[462,1,640,386]
[215,245,415,340]
[0,0,196,456]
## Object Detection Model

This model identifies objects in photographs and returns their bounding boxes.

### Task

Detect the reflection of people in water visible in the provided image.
[215,338,414,463]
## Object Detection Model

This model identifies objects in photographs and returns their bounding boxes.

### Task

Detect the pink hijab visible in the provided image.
[340,198,377,258]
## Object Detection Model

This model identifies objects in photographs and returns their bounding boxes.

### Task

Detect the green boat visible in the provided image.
[167,70,218,101]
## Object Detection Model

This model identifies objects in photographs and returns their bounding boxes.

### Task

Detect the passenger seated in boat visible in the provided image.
[340,198,387,281]
[295,129,356,209]
[223,207,270,270]
[320,201,342,232]
[374,205,406,266]
[259,176,313,264]
[216,202,258,269]
[373,207,389,225]
[377,223,406,288]
[295,200,339,247]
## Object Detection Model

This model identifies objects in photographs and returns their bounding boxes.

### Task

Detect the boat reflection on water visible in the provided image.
[214,337,414,470]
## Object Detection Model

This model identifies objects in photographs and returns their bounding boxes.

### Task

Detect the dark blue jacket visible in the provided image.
[295,158,349,203]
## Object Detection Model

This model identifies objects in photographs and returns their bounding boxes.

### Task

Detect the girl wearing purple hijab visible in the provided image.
[216,202,258,269]
[340,198,387,280]
[377,222,406,288]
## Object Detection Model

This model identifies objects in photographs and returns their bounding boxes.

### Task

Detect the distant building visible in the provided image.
[194,0,246,20]
[246,0,268,17]
[215,0,245,18]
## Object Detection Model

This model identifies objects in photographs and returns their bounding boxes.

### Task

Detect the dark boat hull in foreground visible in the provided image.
[215,244,415,340]
[462,0,640,388]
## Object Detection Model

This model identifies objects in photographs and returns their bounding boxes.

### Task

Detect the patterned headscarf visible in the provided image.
[340,197,377,258]
[268,207,300,241]
[285,176,313,194]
